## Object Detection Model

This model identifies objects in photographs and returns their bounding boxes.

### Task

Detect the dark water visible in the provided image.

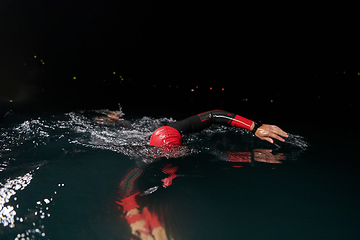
[0,109,359,240]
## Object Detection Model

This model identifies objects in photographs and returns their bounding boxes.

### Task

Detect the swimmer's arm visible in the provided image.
[250,123,289,144]
[170,110,288,144]
[209,111,288,143]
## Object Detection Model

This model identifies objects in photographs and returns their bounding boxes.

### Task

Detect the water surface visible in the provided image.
[0,110,359,240]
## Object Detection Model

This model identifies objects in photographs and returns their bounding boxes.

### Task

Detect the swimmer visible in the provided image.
[118,109,288,240]
[149,109,288,147]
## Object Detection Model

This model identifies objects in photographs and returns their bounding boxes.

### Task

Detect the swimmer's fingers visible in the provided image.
[255,125,288,144]
[272,125,289,139]
[261,136,275,144]
[269,132,285,143]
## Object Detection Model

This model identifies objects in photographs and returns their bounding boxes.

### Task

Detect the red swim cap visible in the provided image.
[149,126,182,147]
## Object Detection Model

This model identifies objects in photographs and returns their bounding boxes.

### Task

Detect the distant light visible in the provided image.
[169,85,171,88]
[191,88,195,92]
[210,87,212,90]
[113,72,116,75]
[153,85,156,88]
[270,99,273,103]
[34,55,37,59]
[196,86,199,89]
[222,88,225,91]
[9,99,13,103]
[358,72,360,76]
[343,71,346,74]
[73,77,76,80]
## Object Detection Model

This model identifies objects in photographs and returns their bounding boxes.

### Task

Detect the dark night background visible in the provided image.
[1,0,359,123]
[1,2,360,239]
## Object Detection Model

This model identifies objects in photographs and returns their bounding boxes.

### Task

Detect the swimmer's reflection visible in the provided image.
[228,149,286,164]
[117,149,287,240]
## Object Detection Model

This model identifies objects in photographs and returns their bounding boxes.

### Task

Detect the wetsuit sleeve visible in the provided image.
[169,110,254,134]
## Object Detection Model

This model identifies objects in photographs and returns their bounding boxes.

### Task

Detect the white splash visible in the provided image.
[0,173,33,228]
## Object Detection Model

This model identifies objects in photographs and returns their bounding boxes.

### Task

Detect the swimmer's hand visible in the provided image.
[251,124,288,144]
